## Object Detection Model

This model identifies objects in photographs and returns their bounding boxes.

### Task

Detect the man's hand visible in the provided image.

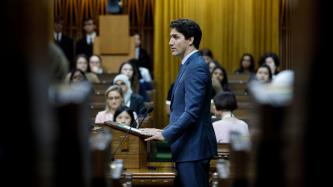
[140,128,165,141]
[144,131,165,141]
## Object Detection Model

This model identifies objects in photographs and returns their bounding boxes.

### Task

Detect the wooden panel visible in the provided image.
[93,82,110,93]
[97,73,117,84]
[123,162,176,186]
[91,92,105,104]
[110,128,148,169]
[228,74,250,83]
[100,37,136,73]
[229,82,248,94]
[99,15,129,54]
[93,36,100,55]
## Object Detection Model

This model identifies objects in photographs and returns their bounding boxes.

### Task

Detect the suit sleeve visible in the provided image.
[162,63,210,143]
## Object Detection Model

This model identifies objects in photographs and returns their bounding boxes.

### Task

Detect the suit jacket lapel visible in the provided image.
[170,52,200,109]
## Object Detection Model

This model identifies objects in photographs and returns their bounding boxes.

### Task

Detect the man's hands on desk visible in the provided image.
[140,128,165,141]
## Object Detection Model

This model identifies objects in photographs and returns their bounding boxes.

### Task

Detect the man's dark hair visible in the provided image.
[213,91,238,111]
[170,18,202,49]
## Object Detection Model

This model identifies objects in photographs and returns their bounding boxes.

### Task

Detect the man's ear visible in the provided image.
[188,36,194,46]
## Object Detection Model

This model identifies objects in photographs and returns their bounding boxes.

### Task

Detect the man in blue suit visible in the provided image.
[144,18,217,187]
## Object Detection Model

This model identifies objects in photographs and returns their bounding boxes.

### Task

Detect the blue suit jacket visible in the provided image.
[162,51,217,162]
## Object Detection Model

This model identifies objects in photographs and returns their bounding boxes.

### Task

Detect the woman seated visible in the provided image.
[258,52,281,78]
[113,106,137,128]
[69,69,87,83]
[113,74,145,115]
[66,54,100,83]
[234,53,256,75]
[119,61,151,101]
[255,64,273,83]
[211,66,230,98]
[89,54,104,74]
[212,91,249,143]
[95,85,124,123]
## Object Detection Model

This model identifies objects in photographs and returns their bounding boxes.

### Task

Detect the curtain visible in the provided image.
[154,0,280,127]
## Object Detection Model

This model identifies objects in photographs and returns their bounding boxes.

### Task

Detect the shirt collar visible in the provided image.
[181,49,198,65]
[87,32,96,38]
[54,32,62,40]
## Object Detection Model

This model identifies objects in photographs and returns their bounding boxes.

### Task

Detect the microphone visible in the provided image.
[136,107,153,128]
[111,107,150,159]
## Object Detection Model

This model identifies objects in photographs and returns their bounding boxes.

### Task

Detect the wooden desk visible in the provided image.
[123,162,176,186]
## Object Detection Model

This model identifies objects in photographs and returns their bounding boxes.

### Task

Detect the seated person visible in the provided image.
[119,61,151,101]
[234,53,256,75]
[113,74,145,115]
[95,85,124,123]
[211,66,230,98]
[258,52,281,78]
[89,54,104,74]
[113,106,137,128]
[255,64,273,83]
[212,91,249,143]
[66,54,100,83]
[200,48,214,65]
[69,69,87,83]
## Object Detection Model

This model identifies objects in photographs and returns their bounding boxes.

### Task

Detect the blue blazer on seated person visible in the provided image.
[162,51,217,162]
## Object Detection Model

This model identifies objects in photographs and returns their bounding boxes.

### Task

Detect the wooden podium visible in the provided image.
[101,121,151,169]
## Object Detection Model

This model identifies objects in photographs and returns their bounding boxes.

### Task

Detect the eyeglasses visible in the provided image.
[107,96,121,100]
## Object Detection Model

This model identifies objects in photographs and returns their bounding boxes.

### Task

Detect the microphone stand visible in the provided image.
[136,107,153,128]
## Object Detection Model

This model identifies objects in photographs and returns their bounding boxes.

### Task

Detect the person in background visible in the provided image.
[119,62,140,92]
[212,91,249,143]
[69,69,87,83]
[256,64,273,83]
[66,54,100,83]
[200,48,214,64]
[128,58,152,83]
[234,53,256,75]
[211,66,230,97]
[89,54,104,74]
[259,52,281,78]
[54,16,74,68]
[113,74,145,115]
[95,85,124,123]
[76,17,97,58]
[119,61,150,101]
[200,48,222,73]
[113,106,137,128]
[133,33,152,73]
